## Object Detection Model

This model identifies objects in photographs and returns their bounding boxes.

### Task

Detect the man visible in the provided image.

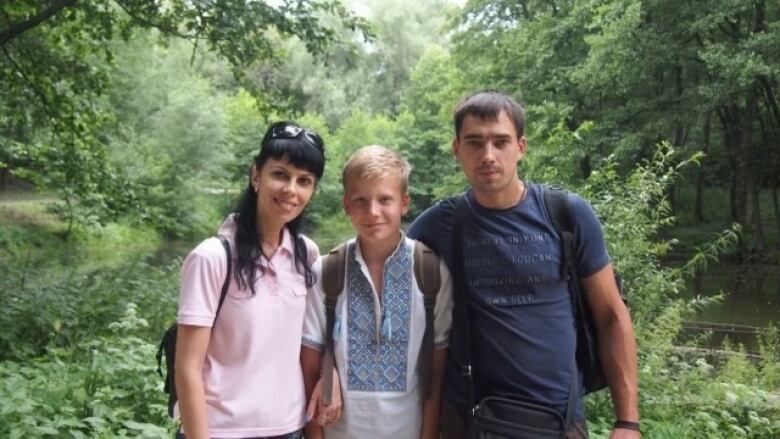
[407,91,639,438]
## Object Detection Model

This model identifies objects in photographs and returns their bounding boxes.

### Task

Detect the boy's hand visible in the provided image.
[306,368,342,427]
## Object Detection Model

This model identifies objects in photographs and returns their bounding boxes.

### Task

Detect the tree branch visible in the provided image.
[0,0,76,46]
[112,0,190,39]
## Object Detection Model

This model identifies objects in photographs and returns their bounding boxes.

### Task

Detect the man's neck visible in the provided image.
[472,179,526,210]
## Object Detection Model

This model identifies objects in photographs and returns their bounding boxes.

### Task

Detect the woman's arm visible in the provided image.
[175,324,212,439]
[301,346,325,439]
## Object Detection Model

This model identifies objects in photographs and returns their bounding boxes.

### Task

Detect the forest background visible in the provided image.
[1,0,779,437]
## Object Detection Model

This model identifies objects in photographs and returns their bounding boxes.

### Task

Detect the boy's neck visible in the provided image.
[357,231,402,266]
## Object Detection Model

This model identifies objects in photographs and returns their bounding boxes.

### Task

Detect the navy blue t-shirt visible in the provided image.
[407,182,610,420]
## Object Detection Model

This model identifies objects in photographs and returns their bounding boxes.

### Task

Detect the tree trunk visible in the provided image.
[749,178,765,251]
[717,107,741,223]
[772,183,780,248]
[743,87,762,250]
[695,114,711,223]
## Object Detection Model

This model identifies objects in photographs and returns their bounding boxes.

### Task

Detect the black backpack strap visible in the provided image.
[543,187,582,426]
[214,235,233,322]
[413,240,441,401]
[450,195,478,409]
[543,186,575,281]
[320,242,348,406]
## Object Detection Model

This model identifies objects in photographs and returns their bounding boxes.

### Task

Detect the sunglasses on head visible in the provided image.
[268,123,324,152]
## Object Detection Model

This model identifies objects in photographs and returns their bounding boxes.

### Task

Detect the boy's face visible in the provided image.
[343,174,410,247]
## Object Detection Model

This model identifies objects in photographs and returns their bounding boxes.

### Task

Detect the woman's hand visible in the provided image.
[306,368,342,427]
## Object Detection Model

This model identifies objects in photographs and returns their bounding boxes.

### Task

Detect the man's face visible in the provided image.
[453,111,526,198]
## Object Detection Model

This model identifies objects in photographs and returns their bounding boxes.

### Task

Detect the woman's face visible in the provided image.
[251,157,317,228]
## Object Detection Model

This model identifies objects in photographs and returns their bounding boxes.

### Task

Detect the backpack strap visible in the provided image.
[543,186,575,281]
[319,242,348,406]
[451,195,478,408]
[542,187,580,426]
[214,235,233,320]
[413,240,441,401]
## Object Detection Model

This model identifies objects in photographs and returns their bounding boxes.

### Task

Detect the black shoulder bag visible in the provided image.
[451,196,578,439]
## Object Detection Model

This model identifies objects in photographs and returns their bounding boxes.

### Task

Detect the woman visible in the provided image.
[175,121,333,439]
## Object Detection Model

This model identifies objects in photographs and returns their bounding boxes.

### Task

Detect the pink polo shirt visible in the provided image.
[176,216,319,438]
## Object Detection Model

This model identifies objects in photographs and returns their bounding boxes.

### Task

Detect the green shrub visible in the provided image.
[0,304,174,437]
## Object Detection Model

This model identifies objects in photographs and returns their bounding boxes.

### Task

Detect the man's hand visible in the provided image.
[610,427,641,438]
[306,367,342,427]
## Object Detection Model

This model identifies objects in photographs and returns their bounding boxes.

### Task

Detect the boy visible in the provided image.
[301,145,453,439]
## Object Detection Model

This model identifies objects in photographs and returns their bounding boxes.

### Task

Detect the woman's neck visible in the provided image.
[256,215,284,257]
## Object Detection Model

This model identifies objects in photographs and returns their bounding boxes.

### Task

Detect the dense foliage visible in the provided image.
[2,145,779,437]
[2,0,779,436]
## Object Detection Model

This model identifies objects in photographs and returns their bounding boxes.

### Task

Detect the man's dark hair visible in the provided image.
[454,90,525,138]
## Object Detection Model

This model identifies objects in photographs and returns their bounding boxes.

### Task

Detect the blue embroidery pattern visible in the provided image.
[346,242,412,392]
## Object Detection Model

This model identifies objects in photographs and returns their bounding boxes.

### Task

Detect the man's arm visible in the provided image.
[421,348,447,439]
[581,263,640,438]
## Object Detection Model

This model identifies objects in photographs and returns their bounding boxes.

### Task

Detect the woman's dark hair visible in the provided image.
[233,121,325,294]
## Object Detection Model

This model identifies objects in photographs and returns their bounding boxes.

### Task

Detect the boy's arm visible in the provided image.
[421,348,447,439]
[421,258,454,439]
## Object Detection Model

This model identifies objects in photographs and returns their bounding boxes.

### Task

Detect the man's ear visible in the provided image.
[518,136,528,158]
[452,137,460,157]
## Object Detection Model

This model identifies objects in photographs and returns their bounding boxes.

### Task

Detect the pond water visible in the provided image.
[682,262,779,328]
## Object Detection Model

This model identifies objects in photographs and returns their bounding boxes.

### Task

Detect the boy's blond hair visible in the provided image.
[342,145,411,193]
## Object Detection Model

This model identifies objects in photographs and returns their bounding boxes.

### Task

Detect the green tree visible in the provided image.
[449,0,780,251]
[1,0,367,231]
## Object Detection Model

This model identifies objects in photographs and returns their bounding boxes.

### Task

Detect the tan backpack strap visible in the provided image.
[320,242,348,406]
[414,240,441,401]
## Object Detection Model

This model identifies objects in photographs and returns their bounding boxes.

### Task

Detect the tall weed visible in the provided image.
[579,143,780,437]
